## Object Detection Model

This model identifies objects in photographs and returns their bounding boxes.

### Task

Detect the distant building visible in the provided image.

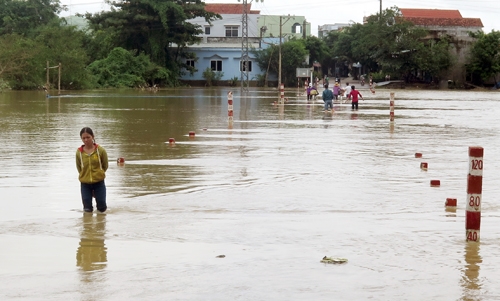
[317,23,351,38]
[258,15,311,40]
[399,8,483,83]
[180,3,262,85]
[182,4,309,85]
[62,15,89,31]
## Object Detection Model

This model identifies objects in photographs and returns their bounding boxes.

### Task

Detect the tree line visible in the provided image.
[0,1,498,90]
[0,0,219,90]
[254,7,500,88]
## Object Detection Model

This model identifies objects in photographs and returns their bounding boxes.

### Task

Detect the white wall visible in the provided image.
[189,14,260,39]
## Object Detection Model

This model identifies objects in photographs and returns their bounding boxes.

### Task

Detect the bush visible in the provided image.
[202,67,223,86]
[253,74,266,87]
[88,47,151,88]
[0,78,10,91]
[228,76,239,87]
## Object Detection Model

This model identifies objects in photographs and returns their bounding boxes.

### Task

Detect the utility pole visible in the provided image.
[46,61,49,88]
[239,0,264,93]
[278,15,282,90]
[240,0,249,93]
[380,0,382,20]
[58,63,61,94]
[278,15,294,90]
[303,19,307,39]
[45,61,61,94]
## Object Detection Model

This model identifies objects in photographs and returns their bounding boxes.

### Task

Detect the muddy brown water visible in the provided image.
[1,88,500,300]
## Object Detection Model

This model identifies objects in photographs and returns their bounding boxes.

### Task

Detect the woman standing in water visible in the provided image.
[76,127,108,213]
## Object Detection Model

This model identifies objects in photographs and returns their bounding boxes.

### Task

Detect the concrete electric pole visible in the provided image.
[238,0,264,93]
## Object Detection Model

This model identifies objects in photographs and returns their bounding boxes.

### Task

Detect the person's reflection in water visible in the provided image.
[76,213,108,284]
[278,103,285,120]
[461,242,482,300]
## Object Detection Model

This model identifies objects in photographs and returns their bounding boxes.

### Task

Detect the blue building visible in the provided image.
[180,3,264,86]
[182,3,313,86]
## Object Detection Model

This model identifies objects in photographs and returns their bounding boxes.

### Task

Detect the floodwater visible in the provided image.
[1,86,500,300]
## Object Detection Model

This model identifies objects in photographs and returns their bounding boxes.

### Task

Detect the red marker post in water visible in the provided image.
[390,92,395,123]
[445,198,457,207]
[466,146,483,242]
[228,91,233,122]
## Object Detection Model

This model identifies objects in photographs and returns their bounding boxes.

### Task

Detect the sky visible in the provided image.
[60,0,499,35]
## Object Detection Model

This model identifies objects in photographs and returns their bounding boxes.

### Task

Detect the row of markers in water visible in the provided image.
[116,130,204,164]
[415,152,457,207]
[417,147,484,242]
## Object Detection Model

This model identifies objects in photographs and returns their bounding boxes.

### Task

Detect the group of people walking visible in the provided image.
[317,81,364,112]
[305,77,365,112]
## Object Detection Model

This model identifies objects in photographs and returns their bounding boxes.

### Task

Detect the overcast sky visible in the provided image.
[60,0,499,35]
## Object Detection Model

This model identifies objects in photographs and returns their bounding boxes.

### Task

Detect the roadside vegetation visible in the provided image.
[0,2,498,90]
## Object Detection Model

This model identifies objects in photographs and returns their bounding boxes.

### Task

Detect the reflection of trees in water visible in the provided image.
[461,242,482,300]
[76,214,107,274]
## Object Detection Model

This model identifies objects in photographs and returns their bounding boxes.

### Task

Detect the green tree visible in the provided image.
[302,36,328,74]
[0,0,63,35]
[0,34,43,88]
[253,44,277,87]
[84,0,220,86]
[281,40,308,86]
[87,47,164,88]
[351,8,424,78]
[328,7,451,83]
[254,39,307,87]
[321,28,360,78]
[33,22,94,89]
[410,37,453,83]
[81,28,119,63]
[467,30,500,85]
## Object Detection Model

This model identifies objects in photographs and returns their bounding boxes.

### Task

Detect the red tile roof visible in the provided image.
[204,3,260,14]
[399,8,482,28]
[405,17,483,27]
[400,8,462,19]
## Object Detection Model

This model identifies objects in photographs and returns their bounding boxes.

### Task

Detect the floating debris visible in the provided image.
[320,256,348,264]
[215,255,226,258]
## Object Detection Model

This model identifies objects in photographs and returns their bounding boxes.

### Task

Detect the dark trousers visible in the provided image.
[81,180,107,212]
[352,101,359,110]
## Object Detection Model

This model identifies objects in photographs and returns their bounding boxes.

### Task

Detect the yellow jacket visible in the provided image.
[76,144,108,184]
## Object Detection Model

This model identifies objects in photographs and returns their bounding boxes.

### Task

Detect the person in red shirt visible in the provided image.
[349,85,364,110]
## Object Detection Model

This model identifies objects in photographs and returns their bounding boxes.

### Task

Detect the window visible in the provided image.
[205,26,210,35]
[240,61,252,72]
[211,60,222,71]
[186,60,195,68]
[225,26,238,37]
[291,23,302,34]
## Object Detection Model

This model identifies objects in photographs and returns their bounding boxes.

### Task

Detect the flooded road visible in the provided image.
[1,87,500,300]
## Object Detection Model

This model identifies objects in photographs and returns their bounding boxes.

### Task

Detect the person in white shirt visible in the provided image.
[342,82,352,103]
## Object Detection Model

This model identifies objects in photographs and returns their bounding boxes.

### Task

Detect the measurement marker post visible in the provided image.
[228,91,234,123]
[466,146,483,242]
[390,92,395,122]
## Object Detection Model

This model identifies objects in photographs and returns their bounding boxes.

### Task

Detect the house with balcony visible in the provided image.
[180,3,263,85]
[181,3,310,86]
